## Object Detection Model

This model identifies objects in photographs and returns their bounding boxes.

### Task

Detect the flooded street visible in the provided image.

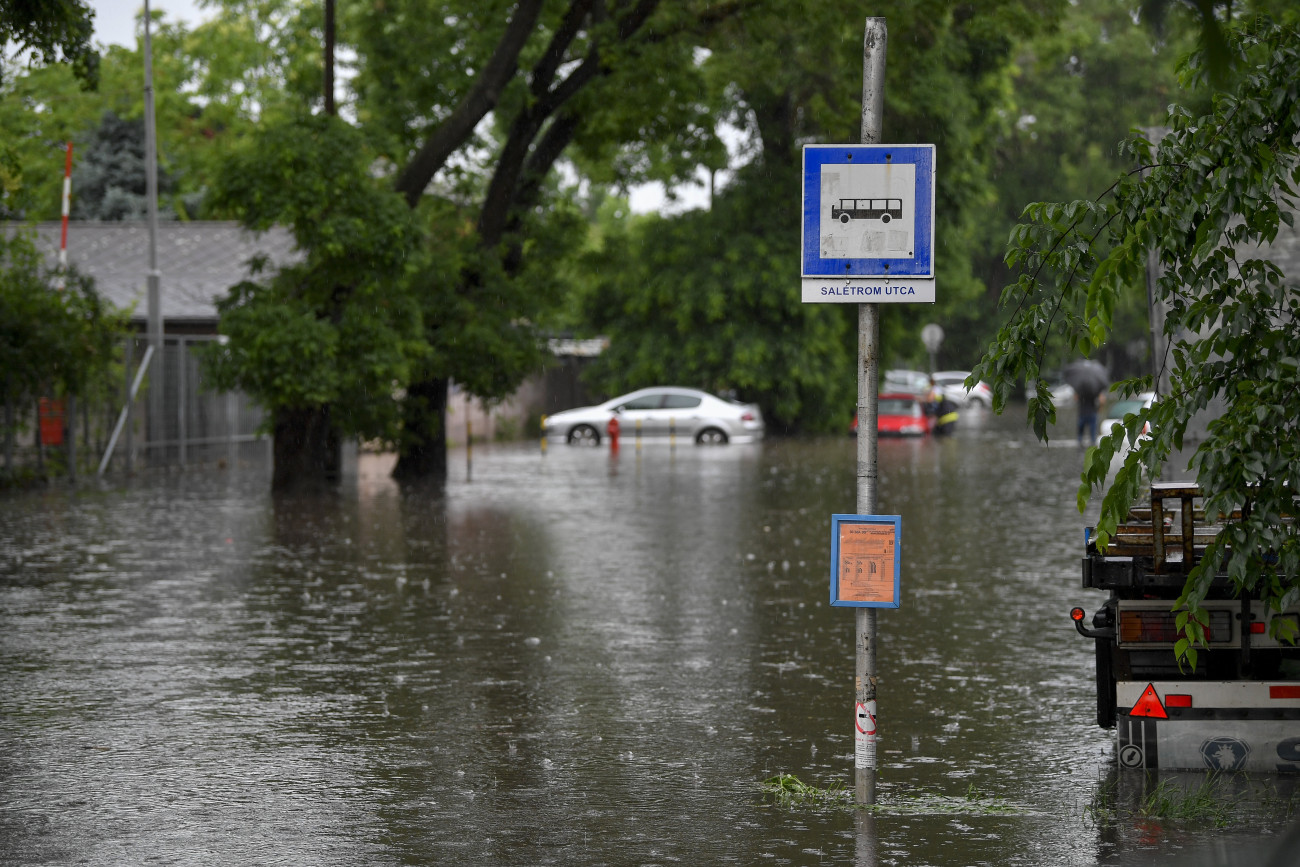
[2,409,1295,865]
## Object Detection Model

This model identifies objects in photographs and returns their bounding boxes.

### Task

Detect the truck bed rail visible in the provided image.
[1084,483,1241,591]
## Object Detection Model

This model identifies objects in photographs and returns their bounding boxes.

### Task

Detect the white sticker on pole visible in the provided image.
[855,700,877,769]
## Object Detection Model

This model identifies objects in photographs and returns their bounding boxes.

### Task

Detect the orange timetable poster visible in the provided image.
[830,515,901,607]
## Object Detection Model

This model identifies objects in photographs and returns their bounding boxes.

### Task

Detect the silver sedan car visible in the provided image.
[544,387,765,446]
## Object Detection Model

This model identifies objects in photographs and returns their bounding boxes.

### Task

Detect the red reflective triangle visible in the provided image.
[1130,683,1169,719]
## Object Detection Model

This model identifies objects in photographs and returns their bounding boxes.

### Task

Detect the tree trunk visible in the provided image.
[272,405,341,491]
[391,376,448,482]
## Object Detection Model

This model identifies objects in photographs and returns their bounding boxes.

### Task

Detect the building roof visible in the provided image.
[8,221,301,327]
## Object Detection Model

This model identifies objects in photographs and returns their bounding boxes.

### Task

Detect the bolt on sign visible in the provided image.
[829,514,902,608]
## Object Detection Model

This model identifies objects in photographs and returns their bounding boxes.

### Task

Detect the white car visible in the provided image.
[930,370,993,408]
[1097,392,1156,447]
[883,369,931,396]
[544,387,765,446]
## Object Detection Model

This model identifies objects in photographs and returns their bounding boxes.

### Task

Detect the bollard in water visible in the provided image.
[540,414,548,455]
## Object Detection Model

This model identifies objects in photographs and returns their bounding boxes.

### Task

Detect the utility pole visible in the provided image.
[324,0,336,115]
[143,0,164,463]
[855,16,887,808]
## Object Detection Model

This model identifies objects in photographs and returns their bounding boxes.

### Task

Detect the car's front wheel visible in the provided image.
[567,424,600,446]
[696,428,729,445]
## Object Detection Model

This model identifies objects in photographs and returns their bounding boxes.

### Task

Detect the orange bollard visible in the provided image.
[606,416,621,453]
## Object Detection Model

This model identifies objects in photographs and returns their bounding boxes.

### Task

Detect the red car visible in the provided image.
[851,393,934,437]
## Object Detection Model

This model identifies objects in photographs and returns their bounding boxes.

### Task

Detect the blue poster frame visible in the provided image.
[802,144,935,279]
[829,514,902,609]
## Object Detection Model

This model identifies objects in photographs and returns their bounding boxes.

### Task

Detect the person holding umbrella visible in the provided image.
[1061,359,1109,446]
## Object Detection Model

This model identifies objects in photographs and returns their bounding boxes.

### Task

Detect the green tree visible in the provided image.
[0,1,326,221]
[339,0,743,480]
[571,0,1068,428]
[0,0,98,214]
[0,0,98,87]
[974,17,1300,661]
[969,0,1193,377]
[1,230,125,476]
[70,110,199,220]
[577,167,855,432]
[203,114,426,489]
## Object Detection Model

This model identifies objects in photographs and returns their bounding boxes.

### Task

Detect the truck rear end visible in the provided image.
[1075,483,1300,771]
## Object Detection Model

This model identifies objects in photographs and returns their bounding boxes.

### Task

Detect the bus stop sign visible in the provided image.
[801,144,935,303]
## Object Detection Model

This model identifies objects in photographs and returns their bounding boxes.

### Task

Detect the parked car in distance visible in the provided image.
[543,387,764,446]
[875,393,933,437]
[930,370,992,408]
[1096,391,1156,447]
[883,369,931,396]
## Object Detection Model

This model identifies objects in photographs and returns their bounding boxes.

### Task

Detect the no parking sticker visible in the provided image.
[855,700,877,770]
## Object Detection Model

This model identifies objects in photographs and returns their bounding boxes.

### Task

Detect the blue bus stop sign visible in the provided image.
[801,144,935,303]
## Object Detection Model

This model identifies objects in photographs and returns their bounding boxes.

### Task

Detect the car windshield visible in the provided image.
[879,398,918,416]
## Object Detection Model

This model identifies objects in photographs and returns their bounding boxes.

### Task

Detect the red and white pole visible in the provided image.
[56,142,72,290]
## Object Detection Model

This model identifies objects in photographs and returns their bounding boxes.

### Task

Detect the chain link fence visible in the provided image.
[2,335,267,483]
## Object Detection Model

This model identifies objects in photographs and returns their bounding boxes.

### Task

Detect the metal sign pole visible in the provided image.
[855,16,887,807]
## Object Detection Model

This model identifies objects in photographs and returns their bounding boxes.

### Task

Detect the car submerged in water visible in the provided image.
[850,393,934,437]
[930,370,992,408]
[543,387,765,446]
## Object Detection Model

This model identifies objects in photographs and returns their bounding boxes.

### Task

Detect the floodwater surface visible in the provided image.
[2,409,1296,865]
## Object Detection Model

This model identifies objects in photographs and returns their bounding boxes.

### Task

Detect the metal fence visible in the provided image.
[2,334,267,483]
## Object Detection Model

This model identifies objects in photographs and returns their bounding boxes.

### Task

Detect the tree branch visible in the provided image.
[393,0,547,208]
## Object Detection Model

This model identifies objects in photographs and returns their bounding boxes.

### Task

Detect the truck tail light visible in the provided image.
[1118,608,1232,644]
[1164,694,1193,708]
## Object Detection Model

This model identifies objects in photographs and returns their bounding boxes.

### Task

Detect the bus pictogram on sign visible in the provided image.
[831,198,904,225]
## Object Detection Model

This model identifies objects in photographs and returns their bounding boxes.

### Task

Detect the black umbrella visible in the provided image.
[1061,359,1109,402]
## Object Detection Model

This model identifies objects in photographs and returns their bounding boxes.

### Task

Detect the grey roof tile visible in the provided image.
[7,221,301,324]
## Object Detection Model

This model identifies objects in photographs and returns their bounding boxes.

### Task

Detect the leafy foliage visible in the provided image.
[0,0,98,87]
[202,115,425,443]
[571,0,1070,417]
[70,110,198,220]
[409,194,586,404]
[577,167,855,432]
[974,18,1300,659]
[971,0,1194,377]
[0,230,125,410]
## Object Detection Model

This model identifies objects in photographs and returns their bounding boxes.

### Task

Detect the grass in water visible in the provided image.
[1087,772,1300,829]
[760,774,854,808]
[1138,777,1234,825]
[760,774,1020,815]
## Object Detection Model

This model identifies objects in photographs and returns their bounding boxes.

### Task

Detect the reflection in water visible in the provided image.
[0,413,1290,864]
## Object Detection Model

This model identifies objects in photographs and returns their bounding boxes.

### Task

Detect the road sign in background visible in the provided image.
[801,144,935,303]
